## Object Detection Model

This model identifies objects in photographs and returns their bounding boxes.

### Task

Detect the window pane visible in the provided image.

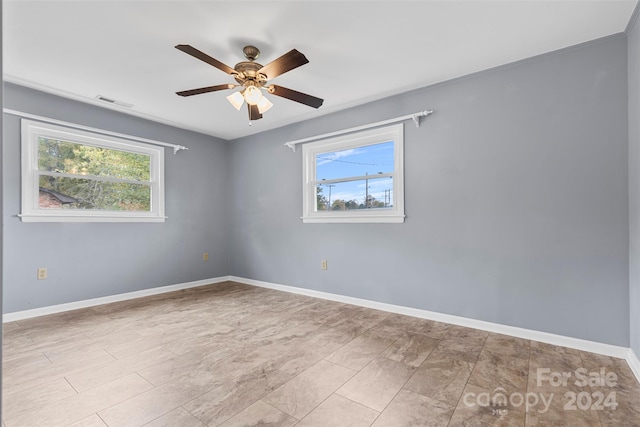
[316,176,394,211]
[315,141,394,181]
[38,137,151,181]
[39,176,151,211]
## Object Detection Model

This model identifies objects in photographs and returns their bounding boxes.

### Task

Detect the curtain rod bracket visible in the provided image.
[173,145,189,154]
[412,110,434,128]
[285,142,296,152]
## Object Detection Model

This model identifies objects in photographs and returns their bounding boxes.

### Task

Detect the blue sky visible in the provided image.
[316,141,394,206]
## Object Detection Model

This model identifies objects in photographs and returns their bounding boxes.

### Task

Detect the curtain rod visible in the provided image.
[284,109,433,152]
[3,108,189,154]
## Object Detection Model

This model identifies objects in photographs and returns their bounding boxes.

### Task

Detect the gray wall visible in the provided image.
[3,83,230,313]
[229,35,630,346]
[629,3,640,357]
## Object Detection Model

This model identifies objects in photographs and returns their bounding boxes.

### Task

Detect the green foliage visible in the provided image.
[329,196,385,210]
[316,186,328,211]
[37,138,151,211]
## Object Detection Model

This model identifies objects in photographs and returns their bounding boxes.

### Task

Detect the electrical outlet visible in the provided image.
[37,267,47,280]
[203,252,209,261]
[321,260,327,270]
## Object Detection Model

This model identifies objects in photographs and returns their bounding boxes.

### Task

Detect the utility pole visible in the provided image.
[365,173,369,208]
[326,184,335,210]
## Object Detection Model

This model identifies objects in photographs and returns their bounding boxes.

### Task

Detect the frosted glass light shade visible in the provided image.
[257,96,273,114]
[226,91,244,110]
[243,86,263,105]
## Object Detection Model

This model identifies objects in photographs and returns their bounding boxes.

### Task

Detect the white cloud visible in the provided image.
[316,148,362,166]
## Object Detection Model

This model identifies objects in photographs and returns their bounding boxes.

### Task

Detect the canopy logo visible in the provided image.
[462,367,619,415]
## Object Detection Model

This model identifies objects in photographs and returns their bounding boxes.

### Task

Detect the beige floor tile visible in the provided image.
[167,326,239,355]
[367,313,421,337]
[527,350,586,393]
[81,328,144,348]
[307,324,364,348]
[42,342,105,364]
[4,349,116,395]
[136,345,241,386]
[7,322,85,346]
[97,373,215,427]
[144,407,207,427]
[2,331,55,352]
[263,359,356,419]
[596,388,640,426]
[380,332,439,367]
[296,394,379,427]
[336,357,417,412]
[2,321,22,333]
[580,351,640,393]
[321,317,377,340]
[43,337,123,365]
[371,389,455,427]
[446,325,489,339]
[403,352,475,404]
[183,363,294,426]
[67,345,177,392]
[436,327,488,357]
[325,330,397,371]
[4,373,152,427]
[2,351,50,373]
[407,318,451,339]
[218,400,297,427]
[525,403,604,426]
[67,414,108,427]
[102,332,179,360]
[468,349,529,393]
[2,377,77,420]
[268,339,337,377]
[530,341,582,366]
[483,333,531,358]
[3,331,93,361]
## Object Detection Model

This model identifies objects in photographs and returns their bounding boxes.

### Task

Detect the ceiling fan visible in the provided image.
[175,44,324,122]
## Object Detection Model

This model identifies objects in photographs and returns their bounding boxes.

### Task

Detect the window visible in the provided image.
[302,123,404,223]
[21,119,165,222]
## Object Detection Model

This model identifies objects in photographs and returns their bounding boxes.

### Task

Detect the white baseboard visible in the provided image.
[628,348,640,383]
[229,276,631,361]
[2,276,229,322]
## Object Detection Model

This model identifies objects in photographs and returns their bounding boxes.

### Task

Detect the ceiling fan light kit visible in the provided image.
[243,85,263,105]
[176,44,323,123]
[226,91,245,111]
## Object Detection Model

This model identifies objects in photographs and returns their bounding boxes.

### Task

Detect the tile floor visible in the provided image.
[2,281,640,426]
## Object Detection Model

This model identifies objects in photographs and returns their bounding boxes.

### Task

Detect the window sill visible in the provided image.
[18,214,167,223]
[301,213,405,224]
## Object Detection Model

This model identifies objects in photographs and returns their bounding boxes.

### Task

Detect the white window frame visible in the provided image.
[302,123,404,223]
[20,119,165,222]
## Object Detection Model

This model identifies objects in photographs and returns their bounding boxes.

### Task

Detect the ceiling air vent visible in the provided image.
[95,95,134,108]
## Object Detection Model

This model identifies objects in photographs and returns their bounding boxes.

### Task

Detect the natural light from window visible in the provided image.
[302,124,404,223]
[21,119,165,222]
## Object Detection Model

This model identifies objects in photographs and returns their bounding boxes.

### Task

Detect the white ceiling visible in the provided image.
[4,1,637,141]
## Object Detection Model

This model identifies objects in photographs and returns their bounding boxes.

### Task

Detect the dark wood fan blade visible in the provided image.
[257,49,309,80]
[175,44,237,75]
[176,84,236,97]
[267,85,323,108]
[248,104,263,121]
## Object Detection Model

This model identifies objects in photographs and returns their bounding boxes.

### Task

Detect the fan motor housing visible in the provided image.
[234,61,266,85]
